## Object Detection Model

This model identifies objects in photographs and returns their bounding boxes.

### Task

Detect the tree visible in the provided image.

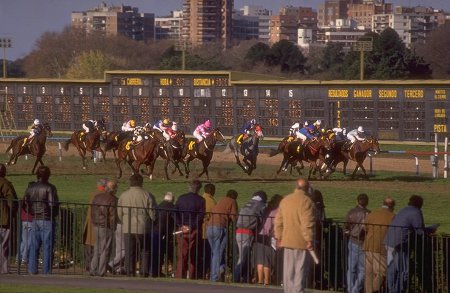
[65,50,119,79]
[244,42,270,65]
[265,40,307,73]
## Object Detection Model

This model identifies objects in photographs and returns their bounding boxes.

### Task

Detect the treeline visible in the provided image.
[5,23,450,80]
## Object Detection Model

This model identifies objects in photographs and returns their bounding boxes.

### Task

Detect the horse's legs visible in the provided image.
[163,158,171,180]
[185,155,194,178]
[31,156,44,174]
[198,158,211,180]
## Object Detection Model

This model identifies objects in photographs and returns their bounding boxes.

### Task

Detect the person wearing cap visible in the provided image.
[344,126,367,151]
[298,121,314,143]
[121,119,136,132]
[233,190,267,283]
[83,178,108,271]
[289,122,301,138]
[333,127,347,142]
[241,118,257,135]
[308,120,322,137]
[193,119,212,143]
[344,193,370,293]
[363,197,395,293]
[27,119,43,143]
[82,119,98,134]
[153,118,172,141]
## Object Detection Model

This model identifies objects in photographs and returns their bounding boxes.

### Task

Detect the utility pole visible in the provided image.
[175,39,188,71]
[0,38,12,78]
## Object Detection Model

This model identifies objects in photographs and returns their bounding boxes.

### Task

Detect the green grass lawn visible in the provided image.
[3,150,449,234]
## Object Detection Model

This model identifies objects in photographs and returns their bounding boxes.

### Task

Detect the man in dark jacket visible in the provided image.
[233,190,267,283]
[174,180,205,279]
[0,164,18,274]
[25,166,59,275]
[90,180,118,277]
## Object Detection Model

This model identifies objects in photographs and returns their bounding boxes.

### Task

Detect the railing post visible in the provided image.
[412,154,419,176]
[58,142,62,162]
[444,137,448,179]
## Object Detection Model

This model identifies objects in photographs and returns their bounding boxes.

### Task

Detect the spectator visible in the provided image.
[25,166,59,275]
[384,195,430,293]
[254,194,283,286]
[363,197,395,293]
[274,178,315,293]
[107,221,125,275]
[154,192,176,277]
[344,193,370,293]
[117,174,155,277]
[308,188,326,288]
[0,164,18,274]
[90,180,118,276]
[200,183,216,279]
[17,196,32,266]
[83,178,107,271]
[233,190,267,283]
[174,180,205,279]
[207,189,238,282]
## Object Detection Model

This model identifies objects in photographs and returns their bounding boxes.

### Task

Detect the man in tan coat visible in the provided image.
[274,178,315,293]
[363,197,395,293]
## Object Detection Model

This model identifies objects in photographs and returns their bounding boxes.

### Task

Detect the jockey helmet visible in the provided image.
[357,126,365,133]
[204,120,211,128]
[144,122,151,128]
[250,118,256,125]
[172,122,178,131]
[291,122,300,129]
[303,121,309,127]
[129,120,136,127]
[314,119,322,126]
[163,118,170,126]
[34,119,40,125]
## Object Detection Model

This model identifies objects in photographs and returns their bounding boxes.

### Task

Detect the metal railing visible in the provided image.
[0,199,448,292]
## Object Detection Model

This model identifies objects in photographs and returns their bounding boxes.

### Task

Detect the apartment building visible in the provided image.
[155,10,183,40]
[316,19,367,50]
[181,0,234,48]
[239,5,272,42]
[347,1,393,29]
[269,6,317,44]
[71,2,155,41]
[317,0,349,27]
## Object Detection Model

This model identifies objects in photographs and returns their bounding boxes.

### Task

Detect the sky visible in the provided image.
[1,0,449,61]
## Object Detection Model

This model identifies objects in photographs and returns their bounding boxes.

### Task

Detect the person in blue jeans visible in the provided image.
[25,166,59,275]
[17,198,33,264]
[206,189,238,281]
[344,193,370,293]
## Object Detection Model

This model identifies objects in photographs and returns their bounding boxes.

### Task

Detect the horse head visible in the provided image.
[212,128,226,143]
[365,136,380,154]
[149,129,165,142]
[42,123,52,137]
[254,124,264,139]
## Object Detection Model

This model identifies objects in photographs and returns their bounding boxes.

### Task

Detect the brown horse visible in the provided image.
[343,136,380,179]
[115,129,165,180]
[271,136,331,180]
[185,128,225,180]
[103,130,133,160]
[5,123,52,174]
[228,124,264,175]
[156,130,188,180]
[63,123,107,169]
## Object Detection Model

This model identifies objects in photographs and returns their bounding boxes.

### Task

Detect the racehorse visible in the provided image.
[115,129,164,180]
[63,122,107,169]
[185,128,226,180]
[339,136,380,179]
[271,136,331,180]
[103,130,133,160]
[228,124,264,175]
[156,130,188,180]
[5,123,52,174]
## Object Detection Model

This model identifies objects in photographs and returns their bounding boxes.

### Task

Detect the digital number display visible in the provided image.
[173,78,185,86]
[214,77,229,87]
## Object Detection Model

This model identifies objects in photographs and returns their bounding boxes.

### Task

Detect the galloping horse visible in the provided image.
[63,123,107,169]
[185,128,225,180]
[6,123,52,174]
[156,130,188,180]
[340,136,380,179]
[271,136,331,180]
[228,124,264,175]
[103,130,133,160]
[115,129,164,180]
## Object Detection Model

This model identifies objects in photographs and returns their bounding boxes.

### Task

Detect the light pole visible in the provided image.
[352,37,373,81]
[0,38,12,78]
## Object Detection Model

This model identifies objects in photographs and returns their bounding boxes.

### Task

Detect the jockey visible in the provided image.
[193,119,212,143]
[308,119,322,137]
[28,119,43,142]
[153,118,172,141]
[289,122,300,137]
[333,127,347,142]
[298,121,314,143]
[82,119,97,133]
[347,126,366,143]
[242,118,257,135]
[121,119,136,132]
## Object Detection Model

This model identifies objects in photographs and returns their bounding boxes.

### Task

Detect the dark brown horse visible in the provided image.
[63,123,106,169]
[103,130,133,160]
[156,130,188,180]
[5,123,52,174]
[270,136,331,180]
[228,124,264,175]
[185,128,225,180]
[327,136,380,179]
[115,129,165,180]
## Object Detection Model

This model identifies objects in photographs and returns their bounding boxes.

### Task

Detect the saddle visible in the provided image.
[236,133,249,145]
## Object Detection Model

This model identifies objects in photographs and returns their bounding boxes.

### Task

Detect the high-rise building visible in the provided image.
[317,0,350,27]
[71,2,155,41]
[155,11,183,40]
[238,5,272,42]
[181,0,234,48]
[348,0,392,29]
[269,6,317,44]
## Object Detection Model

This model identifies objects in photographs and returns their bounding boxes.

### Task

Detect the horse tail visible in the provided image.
[63,138,71,151]
[268,148,281,157]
